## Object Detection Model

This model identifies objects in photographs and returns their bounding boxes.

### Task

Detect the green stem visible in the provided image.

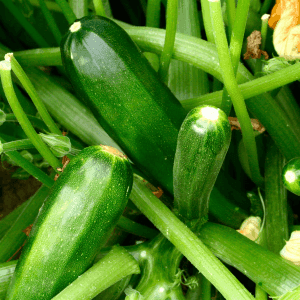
[38,0,62,45]
[13,48,62,66]
[54,0,77,24]
[255,286,268,300]
[130,175,255,300]
[260,0,274,15]
[221,0,250,115]
[254,14,270,76]
[265,138,289,254]
[93,0,106,17]
[225,0,235,37]
[7,55,61,135]
[291,225,300,232]
[182,62,300,114]
[1,0,49,48]
[52,245,140,300]
[168,0,209,99]
[198,222,300,297]
[209,0,264,187]
[69,0,88,18]
[200,0,214,42]
[6,113,49,132]
[1,136,78,156]
[2,139,34,152]
[29,0,62,12]
[117,216,158,239]
[0,136,54,187]
[146,0,161,27]
[0,61,62,172]
[158,0,178,83]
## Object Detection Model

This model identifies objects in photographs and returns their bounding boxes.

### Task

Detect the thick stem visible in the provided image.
[52,246,140,300]
[158,0,178,83]
[38,0,62,45]
[209,0,264,187]
[1,0,49,47]
[93,0,106,17]
[7,54,61,135]
[54,0,76,24]
[130,175,255,300]
[265,138,289,254]
[146,0,161,27]
[221,0,250,115]
[0,61,62,172]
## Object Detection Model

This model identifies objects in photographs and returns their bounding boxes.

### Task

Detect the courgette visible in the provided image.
[173,105,231,221]
[5,145,133,300]
[60,16,186,194]
[282,157,300,196]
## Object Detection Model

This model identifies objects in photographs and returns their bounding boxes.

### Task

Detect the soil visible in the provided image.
[0,163,42,220]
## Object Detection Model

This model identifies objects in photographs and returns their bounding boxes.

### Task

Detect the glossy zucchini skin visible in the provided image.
[282,157,300,196]
[173,105,231,221]
[5,145,133,300]
[60,16,186,194]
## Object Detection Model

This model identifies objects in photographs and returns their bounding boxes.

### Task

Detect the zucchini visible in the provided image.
[282,157,300,196]
[60,16,186,194]
[5,145,133,300]
[173,105,231,221]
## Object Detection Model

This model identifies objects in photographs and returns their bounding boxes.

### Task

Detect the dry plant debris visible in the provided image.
[244,30,269,60]
[229,117,266,133]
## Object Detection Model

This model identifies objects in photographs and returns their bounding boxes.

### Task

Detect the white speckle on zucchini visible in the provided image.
[285,170,296,183]
[70,21,81,33]
[201,106,219,121]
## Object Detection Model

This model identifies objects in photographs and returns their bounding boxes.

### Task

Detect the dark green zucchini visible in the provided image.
[5,145,133,300]
[60,16,186,194]
[173,105,231,221]
[282,157,300,196]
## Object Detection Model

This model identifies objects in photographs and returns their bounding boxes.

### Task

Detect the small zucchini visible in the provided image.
[173,105,231,221]
[5,145,133,300]
[60,16,186,194]
[282,157,300,196]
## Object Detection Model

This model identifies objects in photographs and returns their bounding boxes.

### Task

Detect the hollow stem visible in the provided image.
[209,0,264,187]
[1,0,49,47]
[117,216,159,239]
[7,54,61,135]
[69,0,88,19]
[38,0,62,45]
[146,0,161,27]
[0,61,62,172]
[225,0,235,37]
[93,0,106,17]
[221,0,250,115]
[265,138,289,254]
[254,14,270,76]
[158,0,178,83]
[130,175,255,300]
[54,0,76,24]
[6,113,49,132]
[13,48,62,66]
[52,245,140,300]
